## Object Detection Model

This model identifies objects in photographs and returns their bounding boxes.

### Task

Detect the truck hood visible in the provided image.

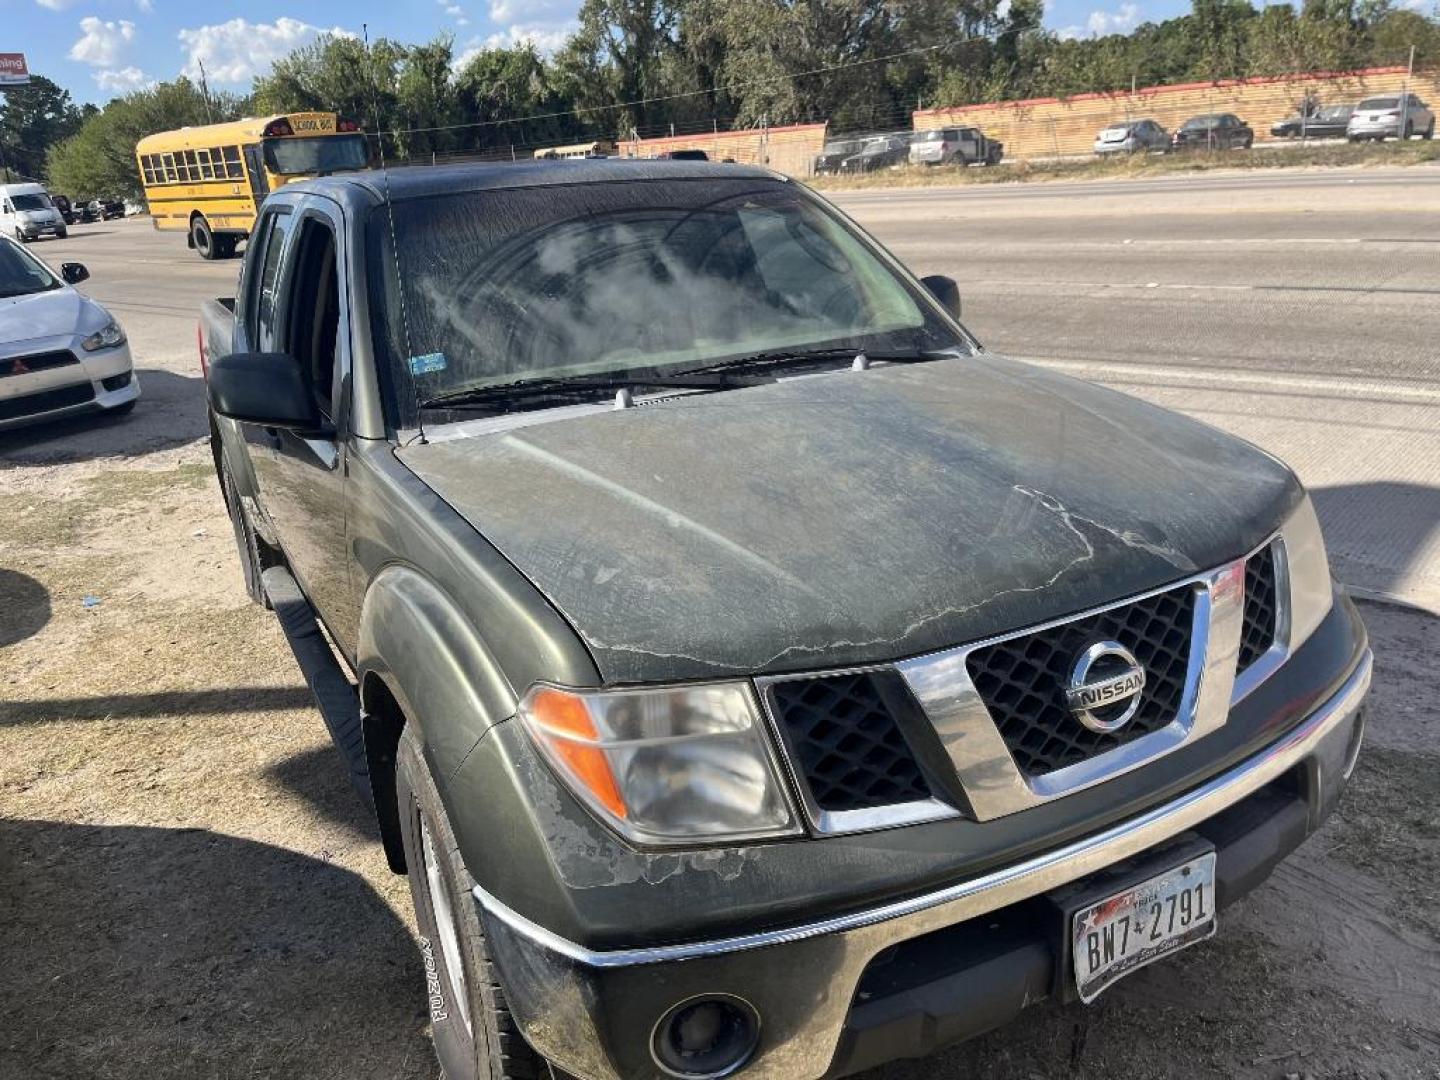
[399,355,1300,684]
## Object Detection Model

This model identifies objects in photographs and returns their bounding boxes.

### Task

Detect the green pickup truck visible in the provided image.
[200,159,1371,1080]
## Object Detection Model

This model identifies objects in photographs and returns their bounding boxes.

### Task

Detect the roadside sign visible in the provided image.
[0,53,31,87]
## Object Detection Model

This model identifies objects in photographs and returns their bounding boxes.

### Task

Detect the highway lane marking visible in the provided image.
[970,279,1440,297]
[1014,355,1440,403]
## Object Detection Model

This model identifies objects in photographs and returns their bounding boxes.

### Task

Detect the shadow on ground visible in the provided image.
[264,745,380,842]
[0,368,209,467]
[0,686,316,726]
[1312,480,1440,606]
[0,819,436,1080]
[0,568,49,648]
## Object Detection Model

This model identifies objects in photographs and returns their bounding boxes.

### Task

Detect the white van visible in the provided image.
[0,183,68,242]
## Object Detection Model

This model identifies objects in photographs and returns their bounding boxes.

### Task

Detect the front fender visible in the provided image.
[357,563,518,784]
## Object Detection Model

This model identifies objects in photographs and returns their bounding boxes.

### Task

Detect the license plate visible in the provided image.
[1071,852,1216,1003]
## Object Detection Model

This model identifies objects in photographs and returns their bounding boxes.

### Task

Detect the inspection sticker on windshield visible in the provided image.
[408,352,447,375]
[1072,852,1216,1003]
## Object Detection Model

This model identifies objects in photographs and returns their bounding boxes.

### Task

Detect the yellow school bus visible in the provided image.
[534,140,618,160]
[135,112,368,259]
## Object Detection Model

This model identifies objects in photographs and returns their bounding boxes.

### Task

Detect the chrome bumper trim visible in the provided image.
[474,647,1371,971]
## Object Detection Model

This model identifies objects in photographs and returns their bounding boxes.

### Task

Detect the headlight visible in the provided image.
[518,682,801,845]
[81,321,126,352]
[1279,493,1332,650]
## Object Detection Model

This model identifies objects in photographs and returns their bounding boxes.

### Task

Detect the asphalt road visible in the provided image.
[14,165,1440,609]
[831,166,1440,610]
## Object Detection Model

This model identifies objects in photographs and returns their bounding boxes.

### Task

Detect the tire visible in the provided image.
[1424,121,1435,141]
[1404,122,1414,141]
[395,735,549,1080]
[14,229,26,244]
[57,228,68,239]
[220,457,270,607]
[191,215,217,260]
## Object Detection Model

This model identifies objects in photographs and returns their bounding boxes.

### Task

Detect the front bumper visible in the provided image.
[475,648,1371,1080]
[15,221,66,240]
[0,340,139,431]
[1348,119,1402,138]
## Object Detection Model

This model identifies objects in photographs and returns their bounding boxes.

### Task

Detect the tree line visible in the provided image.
[17,0,1439,200]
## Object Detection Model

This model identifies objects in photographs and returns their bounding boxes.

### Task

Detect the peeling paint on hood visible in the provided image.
[398,355,1301,684]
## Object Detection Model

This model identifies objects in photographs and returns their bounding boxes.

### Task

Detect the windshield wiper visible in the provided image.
[678,346,946,378]
[419,370,766,411]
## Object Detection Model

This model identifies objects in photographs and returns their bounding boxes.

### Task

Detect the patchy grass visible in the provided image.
[809,138,1440,191]
[1328,746,1440,941]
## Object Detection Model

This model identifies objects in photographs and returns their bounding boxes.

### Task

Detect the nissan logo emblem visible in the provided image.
[1065,640,1147,733]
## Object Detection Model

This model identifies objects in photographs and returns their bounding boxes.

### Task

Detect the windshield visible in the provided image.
[1182,116,1220,130]
[369,177,969,427]
[10,193,53,212]
[1321,106,1353,119]
[262,133,369,176]
[0,240,61,298]
[1358,98,1398,110]
[919,131,947,142]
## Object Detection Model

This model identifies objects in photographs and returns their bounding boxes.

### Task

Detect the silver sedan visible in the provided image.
[0,237,139,431]
[1094,119,1170,155]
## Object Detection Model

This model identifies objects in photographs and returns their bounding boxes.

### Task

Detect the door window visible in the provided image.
[285,217,342,421]
[245,208,294,351]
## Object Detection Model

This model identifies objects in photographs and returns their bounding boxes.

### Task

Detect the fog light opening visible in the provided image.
[1342,709,1366,781]
[651,994,760,1079]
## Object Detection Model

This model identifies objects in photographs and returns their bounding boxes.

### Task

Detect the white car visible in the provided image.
[1347,93,1435,141]
[0,237,139,430]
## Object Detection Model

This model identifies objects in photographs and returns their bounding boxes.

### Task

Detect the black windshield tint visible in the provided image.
[1358,98,1398,110]
[368,177,968,428]
[262,134,369,176]
[11,194,52,211]
[0,241,61,296]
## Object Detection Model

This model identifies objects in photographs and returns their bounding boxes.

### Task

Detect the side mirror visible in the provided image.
[921,274,962,320]
[207,352,321,432]
[61,263,89,285]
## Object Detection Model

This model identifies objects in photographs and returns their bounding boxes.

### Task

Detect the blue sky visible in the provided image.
[24,0,1195,107]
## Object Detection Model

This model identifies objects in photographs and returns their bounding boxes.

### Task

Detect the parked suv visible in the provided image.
[1094,118,1169,154]
[1172,113,1253,150]
[200,160,1371,1080]
[910,127,1004,166]
[1347,94,1435,141]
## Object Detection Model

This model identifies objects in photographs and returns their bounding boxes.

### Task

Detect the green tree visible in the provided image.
[0,75,84,183]
[46,78,242,201]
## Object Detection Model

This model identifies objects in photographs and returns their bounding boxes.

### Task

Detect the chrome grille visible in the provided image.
[767,671,931,813]
[965,585,1196,778]
[1237,543,1279,672]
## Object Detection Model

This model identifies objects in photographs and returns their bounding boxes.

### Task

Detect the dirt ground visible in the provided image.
[3,212,1439,1080]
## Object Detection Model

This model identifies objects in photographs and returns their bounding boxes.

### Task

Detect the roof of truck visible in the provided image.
[288,158,780,205]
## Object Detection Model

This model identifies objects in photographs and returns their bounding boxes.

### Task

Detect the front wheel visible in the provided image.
[1423,121,1435,140]
[396,735,551,1080]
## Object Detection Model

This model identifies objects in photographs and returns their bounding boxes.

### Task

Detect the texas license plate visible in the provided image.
[1071,852,1216,1003]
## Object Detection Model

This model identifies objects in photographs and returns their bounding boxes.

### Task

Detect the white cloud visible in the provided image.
[36,0,72,11]
[177,17,353,84]
[96,65,150,92]
[136,0,154,12]
[69,17,137,67]
[483,22,575,54]
[1086,3,1141,36]
[488,0,572,22]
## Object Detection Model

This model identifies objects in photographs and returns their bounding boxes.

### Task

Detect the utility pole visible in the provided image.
[197,59,215,123]
[1399,44,1415,140]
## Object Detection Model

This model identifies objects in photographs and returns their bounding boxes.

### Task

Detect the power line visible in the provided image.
[368,24,1040,140]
